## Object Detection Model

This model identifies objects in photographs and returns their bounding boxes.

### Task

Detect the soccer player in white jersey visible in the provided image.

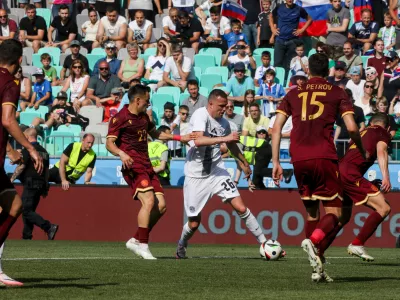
[176,89,269,258]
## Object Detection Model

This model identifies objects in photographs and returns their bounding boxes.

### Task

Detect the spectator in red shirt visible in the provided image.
[367,38,386,77]
[0,9,18,43]
[102,87,124,122]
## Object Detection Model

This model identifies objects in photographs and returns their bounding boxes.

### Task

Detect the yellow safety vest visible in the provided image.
[239,136,265,165]
[148,141,170,178]
[55,142,96,180]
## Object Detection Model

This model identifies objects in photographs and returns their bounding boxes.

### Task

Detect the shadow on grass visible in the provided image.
[17,277,90,283]
[366,263,400,267]
[20,282,119,290]
[337,276,399,283]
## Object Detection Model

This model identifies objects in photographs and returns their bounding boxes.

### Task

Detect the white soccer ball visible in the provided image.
[259,239,282,261]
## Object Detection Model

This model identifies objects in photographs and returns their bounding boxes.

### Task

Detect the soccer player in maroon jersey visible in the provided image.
[106,84,192,259]
[317,113,392,262]
[271,53,366,282]
[0,40,43,286]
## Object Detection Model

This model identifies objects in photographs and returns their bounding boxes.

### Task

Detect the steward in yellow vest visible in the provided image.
[148,126,171,186]
[48,134,97,190]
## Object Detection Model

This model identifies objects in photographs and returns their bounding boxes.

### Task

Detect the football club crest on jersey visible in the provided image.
[141,179,149,187]
[112,117,117,123]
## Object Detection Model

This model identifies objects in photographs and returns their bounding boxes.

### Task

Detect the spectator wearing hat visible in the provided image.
[327,61,349,86]
[288,70,307,91]
[102,87,123,122]
[60,40,90,81]
[348,8,378,54]
[175,10,203,53]
[47,4,78,53]
[326,0,350,60]
[96,5,127,51]
[254,51,275,87]
[29,68,53,110]
[18,4,47,53]
[225,62,255,103]
[127,10,153,51]
[161,101,182,157]
[163,44,194,92]
[256,69,286,118]
[378,50,400,104]
[242,103,270,137]
[365,66,380,93]
[182,80,208,118]
[86,61,122,107]
[367,38,386,77]
[29,91,77,131]
[222,39,256,73]
[346,66,365,104]
[92,41,121,76]
[0,9,18,44]
[339,41,363,78]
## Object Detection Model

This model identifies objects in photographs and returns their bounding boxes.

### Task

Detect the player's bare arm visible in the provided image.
[148,126,193,143]
[343,113,367,160]
[191,131,240,147]
[2,101,43,174]
[271,113,288,186]
[106,136,134,170]
[377,141,391,193]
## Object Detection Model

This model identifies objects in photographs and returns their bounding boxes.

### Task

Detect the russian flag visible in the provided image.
[297,0,331,37]
[221,0,247,22]
[353,0,372,22]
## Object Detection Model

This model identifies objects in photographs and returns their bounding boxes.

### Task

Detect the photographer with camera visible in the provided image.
[174,10,203,53]
[222,40,256,73]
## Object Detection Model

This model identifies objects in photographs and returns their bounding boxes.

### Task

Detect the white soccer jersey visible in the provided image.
[185,107,231,178]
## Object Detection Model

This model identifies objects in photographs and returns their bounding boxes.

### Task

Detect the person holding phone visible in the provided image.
[222,40,256,73]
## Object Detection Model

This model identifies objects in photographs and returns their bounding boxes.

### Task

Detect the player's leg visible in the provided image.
[176,215,201,259]
[0,191,23,247]
[348,193,390,261]
[0,243,23,287]
[148,193,167,232]
[304,201,320,239]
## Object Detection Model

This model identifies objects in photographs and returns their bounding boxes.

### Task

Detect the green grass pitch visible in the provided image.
[1,241,400,299]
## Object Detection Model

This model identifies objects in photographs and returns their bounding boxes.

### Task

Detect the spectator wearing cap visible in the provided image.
[102,87,123,122]
[60,40,90,81]
[222,39,256,73]
[256,69,286,118]
[242,103,270,137]
[175,10,204,53]
[96,5,127,51]
[30,91,77,131]
[346,66,365,104]
[378,50,400,104]
[127,10,153,51]
[225,62,255,103]
[327,61,349,86]
[326,0,350,60]
[288,70,307,91]
[348,8,378,54]
[18,4,47,53]
[92,41,122,76]
[161,101,182,157]
[182,80,208,118]
[81,7,101,53]
[162,7,179,40]
[29,68,53,110]
[270,0,312,72]
[367,38,386,77]
[0,9,18,43]
[254,51,275,87]
[163,44,195,92]
[86,61,122,107]
[47,4,78,53]
[339,41,363,78]
[117,42,145,89]
[365,66,379,92]
[224,99,244,134]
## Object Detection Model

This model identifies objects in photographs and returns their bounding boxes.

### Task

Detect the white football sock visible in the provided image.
[0,243,4,273]
[179,222,195,245]
[239,208,267,244]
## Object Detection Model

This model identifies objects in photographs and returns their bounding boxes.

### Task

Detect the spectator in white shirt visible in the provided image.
[144,38,170,90]
[222,39,256,73]
[127,10,153,51]
[96,6,128,50]
[163,44,194,92]
[162,7,179,40]
[201,5,231,53]
[195,0,222,26]
[81,8,101,53]
[161,101,182,157]
[0,9,18,43]
[345,66,365,104]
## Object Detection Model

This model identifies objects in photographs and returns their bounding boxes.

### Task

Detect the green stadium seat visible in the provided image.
[144,48,157,56]
[200,74,222,92]
[87,54,104,73]
[93,144,109,156]
[91,48,106,56]
[254,55,262,67]
[179,93,189,105]
[139,53,151,66]
[361,56,371,67]
[234,106,242,114]
[151,93,174,117]
[194,54,216,72]
[275,67,285,85]
[199,86,209,98]
[199,48,222,66]
[57,124,82,141]
[151,106,159,126]
[157,86,181,105]
[54,66,63,78]
[205,66,229,82]
[308,49,316,57]
[20,111,41,125]
[193,66,202,82]
[36,8,51,28]
[253,48,274,63]
[52,86,63,99]
[38,47,61,66]
[32,54,43,67]
[25,106,49,119]
[47,132,74,155]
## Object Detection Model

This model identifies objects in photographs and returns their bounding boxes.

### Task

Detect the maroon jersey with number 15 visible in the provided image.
[107,105,155,171]
[276,77,354,163]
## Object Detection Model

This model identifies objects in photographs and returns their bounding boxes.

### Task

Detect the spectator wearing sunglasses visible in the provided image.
[0,9,18,43]
[60,40,89,82]
[327,61,349,86]
[62,59,90,111]
[86,61,122,107]
[378,50,400,105]
[357,81,376,116]
[92,41,121,76]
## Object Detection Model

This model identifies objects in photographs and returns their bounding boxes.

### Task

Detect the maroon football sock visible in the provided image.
[138,227,150,244]
[351,211,384,246]
[0,211,17,247]
[310,214,339,246]
[133,229,140,241]
[305,220,318,238]
[318,224,342,256]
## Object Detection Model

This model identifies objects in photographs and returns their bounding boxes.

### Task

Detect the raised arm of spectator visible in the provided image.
[195,6,207,26]
[222,44,235,66]
[390,0,400,27]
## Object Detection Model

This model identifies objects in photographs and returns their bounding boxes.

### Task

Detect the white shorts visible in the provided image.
[184,168,240,217]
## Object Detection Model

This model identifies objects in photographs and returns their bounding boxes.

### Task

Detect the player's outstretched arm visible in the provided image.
[106,136,134,169]
[227,142,252,179]
[191,131,240,147]
[271,113,287,186]
[377,141,391,193]
[148,127,193,143]
[343,113,367,159]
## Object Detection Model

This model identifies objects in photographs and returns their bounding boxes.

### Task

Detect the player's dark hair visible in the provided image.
[59,4,69,11]
[0,40,23,66]
[369,112,389,128]
[208,88,228,102]
[187,79,199,87]
[128,84,149,102]
[344,88,354,102]
[135,10,145,17]
[308,53,329,78]
[106,5,117,13]
[210,5,221,15]
[157,125,171,133]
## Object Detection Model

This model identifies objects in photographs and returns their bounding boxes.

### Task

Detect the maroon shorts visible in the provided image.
[339,164,380,207]
[293,159,342,206]
[0,169,15,196]
[123,168,164,200]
